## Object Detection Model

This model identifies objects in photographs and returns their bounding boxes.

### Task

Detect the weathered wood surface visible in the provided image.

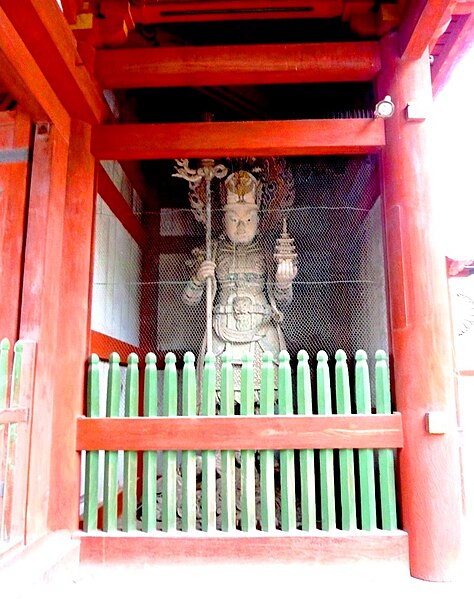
[91,120,385,160]
[95,42,381,88]
[78,530,409,564]
[77,413,403,451]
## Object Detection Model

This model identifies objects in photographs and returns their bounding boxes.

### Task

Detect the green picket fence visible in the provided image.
[79,348,400,534]
[0,338,35,549]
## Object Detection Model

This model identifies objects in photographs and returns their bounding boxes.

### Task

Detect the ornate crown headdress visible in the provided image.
[223,170,261,209]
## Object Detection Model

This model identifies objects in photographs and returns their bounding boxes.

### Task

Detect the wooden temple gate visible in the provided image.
[0,0,470,584]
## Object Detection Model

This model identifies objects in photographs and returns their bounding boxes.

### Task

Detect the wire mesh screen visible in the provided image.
[140,155,388,362]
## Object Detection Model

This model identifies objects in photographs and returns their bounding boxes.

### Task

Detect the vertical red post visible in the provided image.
[378,33,463,581]
[19,122,70,542]
[48,120,96,531]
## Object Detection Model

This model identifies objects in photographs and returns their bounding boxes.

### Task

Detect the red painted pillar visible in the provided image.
[48,120,96,531]
[378,33,463,581]
[19,122,70,542]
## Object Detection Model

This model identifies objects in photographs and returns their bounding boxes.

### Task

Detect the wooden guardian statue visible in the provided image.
[178,164,298,408]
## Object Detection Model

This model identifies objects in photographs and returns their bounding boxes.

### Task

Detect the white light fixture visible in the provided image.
[374,95,395,119]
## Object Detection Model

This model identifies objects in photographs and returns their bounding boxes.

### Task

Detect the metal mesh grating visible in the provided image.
[139,155,388,362]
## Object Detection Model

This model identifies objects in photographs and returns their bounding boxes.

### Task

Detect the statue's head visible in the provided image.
[223,171,260,243]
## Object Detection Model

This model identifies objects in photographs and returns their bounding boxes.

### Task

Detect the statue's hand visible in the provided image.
[275,259,297,289]
[194,260,216,284]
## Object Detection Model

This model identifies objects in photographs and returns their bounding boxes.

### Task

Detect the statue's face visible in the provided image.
[223,205,259,244]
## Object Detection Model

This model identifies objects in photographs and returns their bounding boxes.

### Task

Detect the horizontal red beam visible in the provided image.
[0,407,28,425]
[97,165,147,247]
[91,120,385,160]
[132,0,344,24]
[78,531,409,565]
[95,42,381,89]
[76,413,403,451]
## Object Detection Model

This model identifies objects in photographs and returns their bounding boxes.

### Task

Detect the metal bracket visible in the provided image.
[36,121,52,138]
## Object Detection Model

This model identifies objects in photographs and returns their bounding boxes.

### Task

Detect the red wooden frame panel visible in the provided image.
[91,120,385,160]
[76,413,403,450]
[95,42,381,89]
[78,530,409,564]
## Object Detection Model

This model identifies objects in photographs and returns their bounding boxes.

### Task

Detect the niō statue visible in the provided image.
[182,170,297,407]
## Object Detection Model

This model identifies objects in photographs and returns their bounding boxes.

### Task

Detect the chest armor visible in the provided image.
[213,242,271,343]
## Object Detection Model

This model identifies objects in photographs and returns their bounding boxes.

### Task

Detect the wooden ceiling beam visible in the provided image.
[91,119,385,160]
[0,7,70,141]
[95,42,381,89]
[1,0,106,124]
[399,0,455,60]
[131,0,344,24]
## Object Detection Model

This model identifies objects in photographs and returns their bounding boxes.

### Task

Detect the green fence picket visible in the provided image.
[335,349,357,531]
[0,339,10,541]
[181,351,197,532]
[278,351,296,532]
[201,352,217,532]
[297,350,316,531]
[142,352,158,533]
[316,350,336,531]
[260,351,276,532]
[122,353,139,532]
[0,338,9,410]
[355,350,377,531]
[375,350,398,530]
[162,352,178,532]
[83,353,100,532]
[103,352,121,532]
[240,353,256,532]
[220,352,236,531]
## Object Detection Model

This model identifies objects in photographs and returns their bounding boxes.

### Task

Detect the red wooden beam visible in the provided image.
[91,119,385,160]
[0,8,70,141]
[95,42,381,89]
[76,413,404,450]
[1,0,106,124]
[97,164,147,247]
[399,0,454,60]
[131,0,344,24]
[79,532,409,565]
